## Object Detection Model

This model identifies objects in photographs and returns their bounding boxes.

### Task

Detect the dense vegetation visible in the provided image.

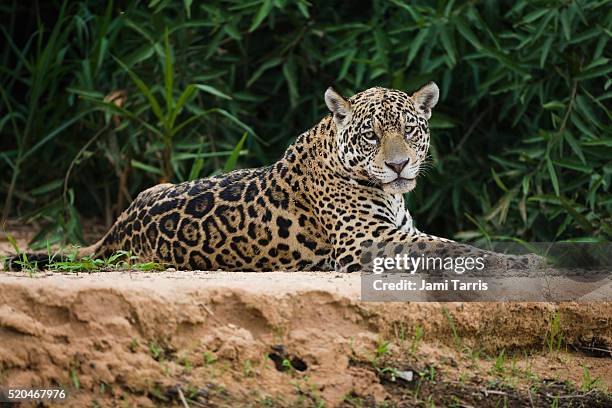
[1,0,610,248]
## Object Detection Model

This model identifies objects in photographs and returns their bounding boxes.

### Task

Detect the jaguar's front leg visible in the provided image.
[333,224,544,274]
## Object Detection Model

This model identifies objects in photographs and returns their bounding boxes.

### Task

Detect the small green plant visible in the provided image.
[180,354,192,373]
[449,395,463,407]
[70,367,80,390]
[410,325,424,354]
[133,261,166,271]
[464,350,481,370]
[424,365,436,382]
[442,307,462,349]
[242,359,254,377]
[128,338,139,352]
[3,231,38,274]
[413,377,423,401]
[509,355,519,376]
[348,336,356,356]
[343,392,365,406]
[493,349,506,374]
[148,383,167,402]
[550,395,559,408]
[544,311,564,352]
[458,372,467,387]
[394,321,407,344]
[412,366,436,403]
[375,340,391,360]
[160,361,171,376]
[581,365,602,391]
[149,342,163,361]
[260,396,276,407]
[282,358,294,371]
[370,339,392,371]
[203,350,217,365]
[375,365,396,379]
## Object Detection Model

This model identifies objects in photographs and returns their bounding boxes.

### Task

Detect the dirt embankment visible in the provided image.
[0,270,611,407]
[1,223,611,406]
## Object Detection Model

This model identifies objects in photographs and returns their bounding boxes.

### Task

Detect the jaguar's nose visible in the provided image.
[385,159,409,175]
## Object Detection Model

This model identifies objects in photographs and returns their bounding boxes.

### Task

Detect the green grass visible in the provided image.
[202,350,217,366]
[442,307,462,350]
[2,247,166,273]
[148,341,163,361]
[410,325,424,354]
[70,366,80,390]
[49,250,165,272]
[493,349,506,375]
[2,230,42,273]
[544,311,565,352]
[581,365,603,392]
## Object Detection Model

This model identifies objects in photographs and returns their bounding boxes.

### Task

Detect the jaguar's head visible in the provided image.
[325,83,439,194]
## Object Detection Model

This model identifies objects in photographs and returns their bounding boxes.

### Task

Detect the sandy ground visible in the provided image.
[1,223,611,407]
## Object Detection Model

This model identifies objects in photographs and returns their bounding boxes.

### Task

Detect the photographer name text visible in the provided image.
[372,279,488,292]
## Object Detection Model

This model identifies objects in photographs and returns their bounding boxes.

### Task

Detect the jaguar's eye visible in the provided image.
[363,131,378,145]
[405,125,416,140]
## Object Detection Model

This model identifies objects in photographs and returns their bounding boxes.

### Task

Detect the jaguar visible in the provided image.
[9,83,541,273]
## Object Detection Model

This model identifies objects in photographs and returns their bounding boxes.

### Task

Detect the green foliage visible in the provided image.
[1,0,610,246]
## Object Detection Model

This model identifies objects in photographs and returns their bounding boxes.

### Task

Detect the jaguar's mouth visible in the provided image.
[382,177,416,193]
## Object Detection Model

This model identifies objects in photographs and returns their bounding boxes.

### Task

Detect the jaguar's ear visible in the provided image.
[325,87,352,125]
[411,81,439,120]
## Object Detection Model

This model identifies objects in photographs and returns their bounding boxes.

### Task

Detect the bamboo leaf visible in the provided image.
[23,110,94,161]
[223,132,248,173]
[282,56,299,108]
[163,28,174,116]
[563,131,586,164]
[557,196,595,234]
[131,159,163,175]
[439,25,456,67]
[113,56,164,120]
[193,84,232,100]
[546,157,560,196]
[247,57,283,87]
[249,0,273,32]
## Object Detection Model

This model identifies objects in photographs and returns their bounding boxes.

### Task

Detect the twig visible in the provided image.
[184,400,207,408]
[580,345,612,356]
[452,105,492,155]
[557,79,578,136]
[545,389,595,399]
[528,388,535,408]
[63,124,110,206]
[116,162,132,216]
[177,387,190,408]
[202,303,215,316]
[482,388,507,397]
